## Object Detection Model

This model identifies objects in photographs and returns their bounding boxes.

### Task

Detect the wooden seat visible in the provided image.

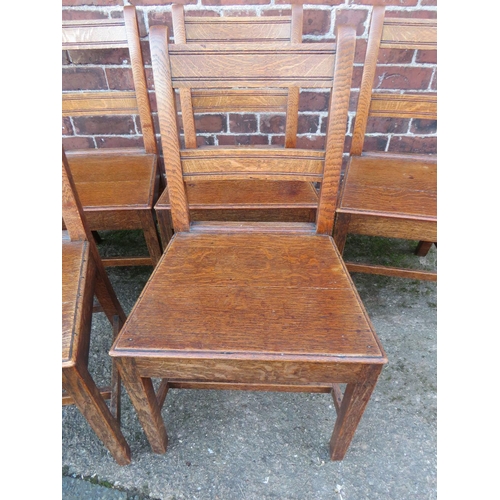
[110,25,387,461]
[62,149,131,465]
[154,1,319,246]
[333,6,437,281]
[62,5,162,267]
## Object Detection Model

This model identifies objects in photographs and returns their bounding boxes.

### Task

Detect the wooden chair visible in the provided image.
[62,5,162,267]
[154,1,319,246]
[110,25,387,461]
[333,6,437,281]
[62,149,131,465]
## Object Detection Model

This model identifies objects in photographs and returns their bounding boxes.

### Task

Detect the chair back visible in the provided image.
[171,2,303,148]
[350,6,437,155]
[149,24,356,236]
[62,5,156,154]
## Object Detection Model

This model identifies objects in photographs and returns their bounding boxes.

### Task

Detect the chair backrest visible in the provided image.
[62,148,126,324]
[350,6,437,156]
[62,5,157,155]
[149,24,356,236]
[171,2,303,148]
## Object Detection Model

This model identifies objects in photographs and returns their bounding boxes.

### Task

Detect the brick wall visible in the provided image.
[62,0,437,162]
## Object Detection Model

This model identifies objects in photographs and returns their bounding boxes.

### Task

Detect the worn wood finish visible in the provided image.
[62,5,162,266]
[62,149,130,465]
[111,30,386,462]
[335,7,437,280]
[345,263,436,282]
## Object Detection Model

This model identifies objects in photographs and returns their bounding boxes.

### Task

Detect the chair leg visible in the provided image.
[63,364,131,465]
[415,241,434,257]
[156,210,174,249]
[333,213,351,254]
[116,358,168,454]
[329,366,382,461]
[110,315,123,422]
[139,210,163,266]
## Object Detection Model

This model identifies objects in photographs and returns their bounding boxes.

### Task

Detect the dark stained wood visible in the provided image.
[415,240,434,257]
[62,5,162,266]
[62,149,130,465]
[334,6,437,280]
[110,27,385,462]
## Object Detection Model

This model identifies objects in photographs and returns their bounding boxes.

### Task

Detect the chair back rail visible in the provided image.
[171,2,303,148]
[149,24,356,235]
[350,6,437,155]
[62,6,157,154]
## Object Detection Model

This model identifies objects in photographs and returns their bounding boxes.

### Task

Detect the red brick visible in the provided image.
[62,67,107,91]
[335,8,368,36]
[195,114,227,133]
[133,0,196,4]
[410,119,437,135]
[270,136,285,146]
[303,10,331,36]
[106,68,134,91]
[379,48,414,64]
[431,70,437,91]
[62,51,70,65]
[67,48,130,65]
[262,8,291,17]
[416,50,437,64]
[296,135,325,150]
[374,66,434,90]
[421,0,437,5]
[202,0,270,5]
[298,115,320,134]
[196,136,216,147]
[276,0,342,4]
[62,9,108,20]
[183,10,220,17]
[73,116,137,135]
[320,116,349,134]
[229,114,258,134]
[260,115,286,134]
[63,137,95,150]
[388,136,437,154]
[62,0,120,5]
[218,135,268,146]
[147,11,174,35]
[350,0,418,5]
[360,135,389,152]
[62,117,73,135]
[366,117,410,134]
[96,136,144,148]
[299,91,329,112]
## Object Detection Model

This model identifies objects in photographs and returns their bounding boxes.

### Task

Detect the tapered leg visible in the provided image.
[116,357,168,454]
[63,364,131,465]
[139,210,163,266]
[415,240,434,256]
[333,213,351,254]
[329,366,382,461]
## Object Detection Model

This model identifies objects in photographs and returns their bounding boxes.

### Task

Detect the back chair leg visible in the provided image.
[63,363,131,465]
[139,210,163,265]
[415,240,434,257]
[333,213,351,254]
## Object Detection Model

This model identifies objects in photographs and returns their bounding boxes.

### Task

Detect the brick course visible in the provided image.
[62,1,437,155]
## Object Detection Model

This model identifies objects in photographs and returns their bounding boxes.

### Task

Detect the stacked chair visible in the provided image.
[153,1,320,246]
[62,148,131,465]
[62,6,162,267]
[333,6,437,281]
[109,22,387,462]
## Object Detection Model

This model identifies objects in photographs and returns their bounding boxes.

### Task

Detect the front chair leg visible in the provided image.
[116,357,168,454]
[329,366,382,461]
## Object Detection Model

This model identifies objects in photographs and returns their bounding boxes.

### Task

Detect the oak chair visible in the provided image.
[62,149,131,465]
[110,25,387,461]
[333,6,437,281]
[154,1,319,246]
[62,5,162,267]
